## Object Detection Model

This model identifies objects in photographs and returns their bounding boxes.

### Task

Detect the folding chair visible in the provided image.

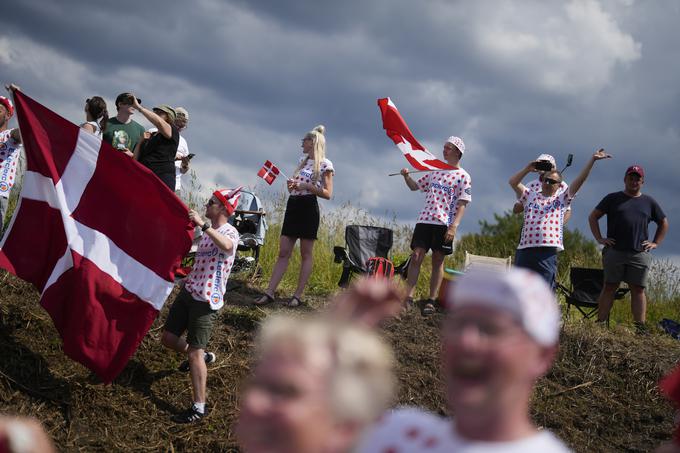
[464,251,511,272]
[556,267,629,320]
[333,225,408,287]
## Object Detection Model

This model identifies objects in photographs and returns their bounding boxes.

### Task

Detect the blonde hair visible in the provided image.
[256,315,395,425]
[294,125,326,184]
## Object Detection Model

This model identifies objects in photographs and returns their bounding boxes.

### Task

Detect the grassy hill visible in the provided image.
[1,270,679,452]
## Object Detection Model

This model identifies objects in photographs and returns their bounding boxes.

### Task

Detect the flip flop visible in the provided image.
[287,295,303,307]
[254,293,275,306]
[421,300,436,316]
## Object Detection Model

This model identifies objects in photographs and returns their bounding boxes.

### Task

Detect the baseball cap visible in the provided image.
[153,104,177,123]
[175,107,189,121]
[536,154,556,167]
[446,136,466,155]
[0,96,14,117]
[625,165,644,178]
[213,186,243,216]
[446,267,560,346]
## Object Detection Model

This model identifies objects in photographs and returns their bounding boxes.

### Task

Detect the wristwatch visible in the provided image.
[201,223,210,232]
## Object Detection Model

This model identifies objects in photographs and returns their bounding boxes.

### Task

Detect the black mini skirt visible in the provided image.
[281,195,320,240]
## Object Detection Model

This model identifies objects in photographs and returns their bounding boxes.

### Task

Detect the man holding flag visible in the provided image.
[0,90,22,235]
[400,136,471,316]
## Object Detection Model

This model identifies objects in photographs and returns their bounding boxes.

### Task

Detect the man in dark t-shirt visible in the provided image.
[589,165,669,331]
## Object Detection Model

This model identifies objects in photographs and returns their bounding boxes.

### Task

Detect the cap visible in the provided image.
[446,267,560,346]
[174,107,189,121]
[153,104,177,123]
[0,96,14,117]
[446,136,466,155]
[213,186,243,216]
[536,154,556,167]
[625,165,644,178]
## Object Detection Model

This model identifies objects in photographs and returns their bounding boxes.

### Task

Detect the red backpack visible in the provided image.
[366,257,395,279]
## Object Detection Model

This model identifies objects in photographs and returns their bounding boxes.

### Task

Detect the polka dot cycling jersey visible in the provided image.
[415,168,472,226]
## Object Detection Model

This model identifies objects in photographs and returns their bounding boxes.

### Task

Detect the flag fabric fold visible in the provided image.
[0,91,193,383]
[257,160,280,185]
[377,97,454,171]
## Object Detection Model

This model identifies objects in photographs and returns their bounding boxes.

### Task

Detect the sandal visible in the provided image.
[421,299,436,316]
[254,292,275,306]
[287,296,303,307]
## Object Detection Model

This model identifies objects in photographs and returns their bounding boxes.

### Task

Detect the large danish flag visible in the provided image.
[377,97,454,171]
[0,91,193,383]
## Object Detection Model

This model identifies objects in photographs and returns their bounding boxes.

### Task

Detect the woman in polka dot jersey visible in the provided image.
[256,125,334,307]
[509,148,611,288]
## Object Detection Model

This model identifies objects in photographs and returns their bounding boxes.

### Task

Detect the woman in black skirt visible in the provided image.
[256,125,334,307]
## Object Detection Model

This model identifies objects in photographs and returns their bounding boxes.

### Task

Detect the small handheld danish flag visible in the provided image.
[257,160,282,185]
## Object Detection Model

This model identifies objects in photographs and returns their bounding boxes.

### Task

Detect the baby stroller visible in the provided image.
[228,189,267,279]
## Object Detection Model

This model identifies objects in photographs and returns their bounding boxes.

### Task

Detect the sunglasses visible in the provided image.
[543,178,560,185]
[206,199,217,206]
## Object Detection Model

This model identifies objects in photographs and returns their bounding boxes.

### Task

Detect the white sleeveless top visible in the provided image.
[84,120,102,138]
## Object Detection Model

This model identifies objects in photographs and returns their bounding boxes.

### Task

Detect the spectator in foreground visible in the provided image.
[589,165,668,332]
[0,416,56,453]
[237,278,400,453]
[102,92,145,156]
[160,188,241,423]
[357,268,572,452]
[509,149,611,288]
[79,96,108,138]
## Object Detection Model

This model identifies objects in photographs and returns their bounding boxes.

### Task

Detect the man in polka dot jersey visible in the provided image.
[509,149,611,288]
[400,136,471,316]
[160,187,241,424]
[0,92,23,236]
[356,268,571,452]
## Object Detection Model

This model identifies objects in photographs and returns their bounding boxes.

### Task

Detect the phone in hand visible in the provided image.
[534,160,553,171]
[187,153,196,160]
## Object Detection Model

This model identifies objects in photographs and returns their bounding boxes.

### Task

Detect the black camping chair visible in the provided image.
[333,225,409,288]
[557,267,629,320]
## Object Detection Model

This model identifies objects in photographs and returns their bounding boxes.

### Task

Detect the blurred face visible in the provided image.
[443,142,462,162]
[204,196,225,220]
[0,104,10,126]
[301,135,314,154]
[624,173,643,194]
[117,101,135,115]
[442,306,553,416]
[541,171,561,196]
[175,116,188,130]
[236,345,339,453]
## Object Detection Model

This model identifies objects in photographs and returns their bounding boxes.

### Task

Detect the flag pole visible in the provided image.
[388,169,441,176]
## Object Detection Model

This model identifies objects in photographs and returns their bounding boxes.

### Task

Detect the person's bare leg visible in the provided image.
[406,248,426,299]
[596,282,620,322]
[629,284,647,323]
[161,331,188,353]
[293,239,315,299]
[256,235,296,303]
[430,251,446,300]
[188,347,207,404]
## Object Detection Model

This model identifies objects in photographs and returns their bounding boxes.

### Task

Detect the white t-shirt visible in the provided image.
[415,168,472,226]
[183,223,239,310]
[83,120,103,138]
[525,178,570,211]
[0,129,22,200]
[517,188,573,251]
[175,135,189,191]
[356,408,572,453]
[289,156,334,196]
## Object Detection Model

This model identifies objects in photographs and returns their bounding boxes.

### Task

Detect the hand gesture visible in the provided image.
[188,209,202,226]
[130,94,142,110]
[286,178,297,191]
[598,237,616,247]
[592,148,612,161]
[4,83,21,93]
[328,277,407,328]
[400,168,410,176]
[444,224,457,243]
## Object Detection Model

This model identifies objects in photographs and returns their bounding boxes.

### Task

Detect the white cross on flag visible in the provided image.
[257,160,280,185]
[0,91,193,383]
[377,97,454,171]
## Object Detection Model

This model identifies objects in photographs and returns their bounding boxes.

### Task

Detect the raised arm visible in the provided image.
[508,162,536,199]
[568,149,612,197]
[131,96,173,138]
[400,168,420,191]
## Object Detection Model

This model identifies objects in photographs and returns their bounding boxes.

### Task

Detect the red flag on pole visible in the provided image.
[0,91,193,383]
[377,97,454,171]
[257,160,281,185]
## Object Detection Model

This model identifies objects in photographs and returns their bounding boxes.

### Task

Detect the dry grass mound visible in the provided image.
[1,271,678,452]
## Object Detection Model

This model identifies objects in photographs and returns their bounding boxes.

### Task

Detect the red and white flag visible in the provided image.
[0,91,193,383]
[257,160,280,185]
[377,97,454,171]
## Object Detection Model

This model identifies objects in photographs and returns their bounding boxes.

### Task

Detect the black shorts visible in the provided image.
[281,195,320,240]
[410,223,453,255]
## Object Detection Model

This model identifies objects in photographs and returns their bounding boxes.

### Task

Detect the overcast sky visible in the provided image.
[1,0,678,262]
